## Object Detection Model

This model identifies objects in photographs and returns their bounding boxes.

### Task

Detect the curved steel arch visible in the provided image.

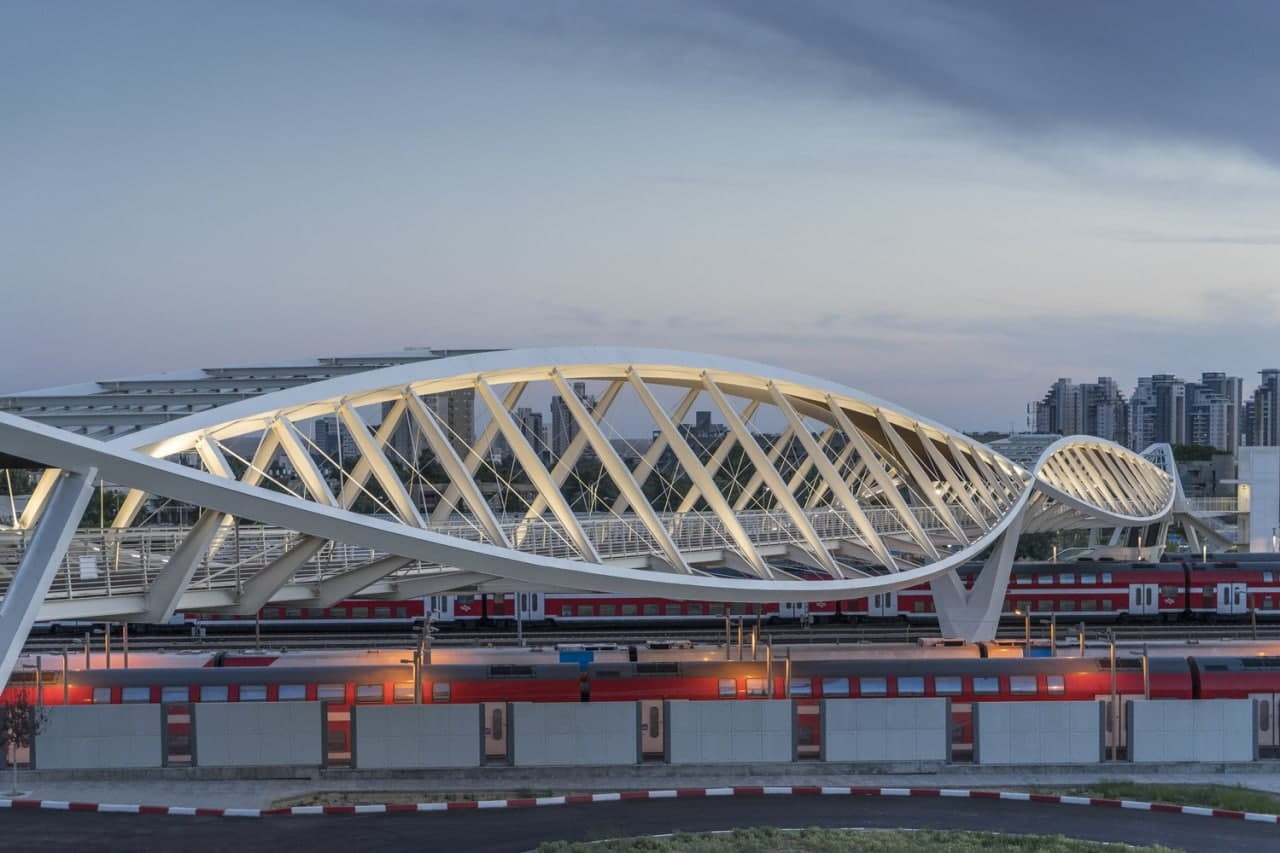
[0,348,1175,677]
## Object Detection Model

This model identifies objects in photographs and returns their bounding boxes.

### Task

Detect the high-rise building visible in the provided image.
[381,389,476,466]
[1197,372,1243,452]
[1250,369,1280,447]
[550,381,597,459]
[1029,377,1126,444]
[1129,374,1186,450]
[513,406,548,462]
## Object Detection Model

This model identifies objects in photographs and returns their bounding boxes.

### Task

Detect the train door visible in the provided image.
[776,602,808,621]
[482,701,510,764]
[428,595,455,624]
[1253,693,1278,758]
[162,702,193,767]
[868,592,898,617]
[1217,583,1247,615]
[950,703,973,762]
[1096,694,1139,760]
[1127,584,1158,616]
[516,592,544,622]
[324,702,352,767]
[639,700,664,762]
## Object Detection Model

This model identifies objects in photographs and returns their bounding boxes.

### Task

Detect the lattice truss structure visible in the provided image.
[0,348,1175,678]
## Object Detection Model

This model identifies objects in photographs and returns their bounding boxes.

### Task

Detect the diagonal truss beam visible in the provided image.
[233,535,328,614]
[430,381,526,525]
[475,377,601,563]
[678,400,760,514]
[703,375,843,578]
[612,386,701,516]
[141,509,224,623]
[766,382,896,571]
[337,401,425,527]
[732,425,795,513]
[526,380,624,520]
[403,390,511,548]
[874,409,968,544]
[272,417,338,506]
[551,369,690,573]
[627,368,772,578]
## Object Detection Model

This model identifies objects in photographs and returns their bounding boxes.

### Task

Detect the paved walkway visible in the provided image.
[13,764,1280,810]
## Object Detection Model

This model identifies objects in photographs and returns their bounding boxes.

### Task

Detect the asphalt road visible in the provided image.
[1,796,1274,852]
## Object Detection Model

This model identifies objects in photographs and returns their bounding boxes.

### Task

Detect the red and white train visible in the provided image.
[186,557,1280,631]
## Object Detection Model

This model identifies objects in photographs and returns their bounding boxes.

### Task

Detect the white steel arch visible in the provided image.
[0,348,1176,681]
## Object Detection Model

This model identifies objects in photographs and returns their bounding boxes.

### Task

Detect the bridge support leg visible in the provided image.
[0,469,96,691]
[930,506,1027,643]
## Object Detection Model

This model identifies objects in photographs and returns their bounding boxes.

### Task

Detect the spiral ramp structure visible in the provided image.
[0,348,1175,683]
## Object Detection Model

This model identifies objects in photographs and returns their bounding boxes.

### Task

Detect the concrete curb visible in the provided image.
[2,786,1279,822]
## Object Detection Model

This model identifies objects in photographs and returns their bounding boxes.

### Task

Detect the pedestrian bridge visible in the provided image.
[0,348,1178,683]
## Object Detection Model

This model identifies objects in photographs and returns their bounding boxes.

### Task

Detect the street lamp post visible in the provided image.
[1015,609,1030,653]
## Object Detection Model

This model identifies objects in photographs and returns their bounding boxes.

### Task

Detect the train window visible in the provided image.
[161,686,189,703]
[374,607,392,619]
[972,677,999,695]
[1046,676,1065,695]
[457,595,474,604]
[1082,600,1097,611]
[317,684,345,702]
[1261,701,1271,732]
[898,676,925,696]
[1015,600,1031,614]
[393,683,415,704]
[821,677,850,697]
[621,604,638,617]
[688,604,703,615]
[1060,573,1075,585]
[1080,574,1096,584]
[1266,597,1275,610]
[352,607,370,618]
[121,687,150,703]
[1009,676,1037,695]
[1160,585,1178,597]
[356,684,384,704]
[1266,572,1275,583]
[1037,575,1052,585]
[665,604,682,616]
[914,601,925,613]
[92,687,112,704]
[1102,599,1113,611]
[328,609,345,618]
[1101,573,1112,584]
[644,604,659,616]
[1036,600,1052,611]
[396,607,407,619]
[718,679,737,698]
[263,608,280,619]
[789,679,813,697]
[432,683,451,703]
[562,605,573,617]
[859,677,887,696]
[239,685,267,702]
[746,678,767,697]
[278,685,306,701]
[1015,575,1029,585]
[731,603,748,615]
[599,605,617,617]
[934,676,962,695]
[285,608,301,619]
[577,605,594,617]
[708,604,724,616]
[200,686,229,702]
[1002,600,1013,612]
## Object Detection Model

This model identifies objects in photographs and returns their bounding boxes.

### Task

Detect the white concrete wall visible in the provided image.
[1129,699,1255,763]
[193,702,323,767]
[353,705,481,769]
[667,700,791,764]
[974,701,1102,765]
[822,698,948,762]
[512,702,637,766]
[1238,447,1278,552]
[34,706,164,770]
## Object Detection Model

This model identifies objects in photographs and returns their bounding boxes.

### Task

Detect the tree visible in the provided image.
[0,691,46,795]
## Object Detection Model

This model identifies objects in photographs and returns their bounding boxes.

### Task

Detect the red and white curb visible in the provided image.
[2,786,1278,823]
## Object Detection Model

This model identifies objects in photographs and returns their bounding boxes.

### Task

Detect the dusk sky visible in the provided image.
[5,1,1279,432]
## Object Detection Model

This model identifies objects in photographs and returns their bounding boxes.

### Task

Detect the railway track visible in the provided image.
[20,620,1280,654]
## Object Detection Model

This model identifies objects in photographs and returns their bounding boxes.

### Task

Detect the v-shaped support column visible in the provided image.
[930,503,1028,642]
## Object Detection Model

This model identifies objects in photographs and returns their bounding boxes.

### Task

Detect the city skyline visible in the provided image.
[6,2,1279,433]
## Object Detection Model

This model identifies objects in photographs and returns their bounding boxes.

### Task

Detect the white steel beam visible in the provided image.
[551,369,691,573]
[627,369,773,578]
[309,555,414,607]
[826,397,938,561]
[612,386,701,515]
[733,426,795,513]
[141,509,224,623]
[475,377,602,563]
[337,401,425,527]
[874,409,967,544]
[0,469,96,689]
[336,398,410,510]
[403,391,511,548]
[18,467,61,530]
[272,417,337,506]
[526,380,624,520]
[931,503,1028,642]
[704,375,843,577]
[945,436,1002,518]
[430,382,526,525]
[767,382,896,570]
[677,400,760,514]
[232,535,327,614]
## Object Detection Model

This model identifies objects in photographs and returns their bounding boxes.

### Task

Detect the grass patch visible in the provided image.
[1036,781,1280,814]
[538,827,1178,851]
